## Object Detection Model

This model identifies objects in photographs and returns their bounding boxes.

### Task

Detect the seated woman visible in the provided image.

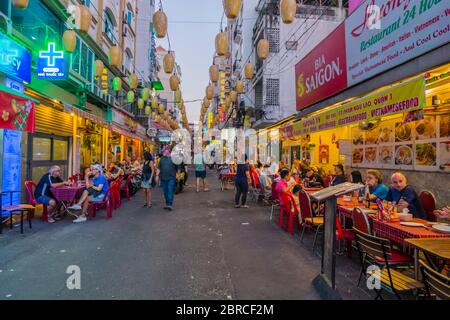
[350,170,363,184]
[68,164,109,223]
[106,162,124,181]
[385,172,426,219]
[304,167,325,188]
[331,164,347,186]
[362,169,388,202]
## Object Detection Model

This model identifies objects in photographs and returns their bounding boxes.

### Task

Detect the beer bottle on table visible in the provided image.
[365,191,370,208]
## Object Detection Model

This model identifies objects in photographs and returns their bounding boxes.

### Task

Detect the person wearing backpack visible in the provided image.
[141,151,155,208]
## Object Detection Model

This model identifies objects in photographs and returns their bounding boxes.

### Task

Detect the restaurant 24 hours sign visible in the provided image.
[295,0,450,111]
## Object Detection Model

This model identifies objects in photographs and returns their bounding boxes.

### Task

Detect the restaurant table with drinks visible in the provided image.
[52,181,86,217]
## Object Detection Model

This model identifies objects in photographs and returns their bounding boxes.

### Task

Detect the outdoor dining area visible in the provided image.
[0,160,143,234]
[244,160,450,300]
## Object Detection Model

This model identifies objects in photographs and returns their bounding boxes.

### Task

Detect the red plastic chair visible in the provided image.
[89,189,112,219]
[352,207,372,234]
[336,216,355,258]
[419,190,437,222]
[110,181,121,210]
[279,192,300,235]
[24,181,48,222]
[323,175,332,188]
[122,175,134,201]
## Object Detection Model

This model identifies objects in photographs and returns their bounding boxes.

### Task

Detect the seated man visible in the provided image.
[34,165,71,223]
[304,167,325,188]
[68,164,109,223]
[385,172,425,219]
[434,206,450,221]
[106,162,124,181]
[362,169,389,202]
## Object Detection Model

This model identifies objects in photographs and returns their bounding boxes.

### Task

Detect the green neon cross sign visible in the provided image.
[39,42,64,67]
[0,40,19,65]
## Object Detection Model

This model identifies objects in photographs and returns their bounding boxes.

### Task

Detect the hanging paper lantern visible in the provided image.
[244,63,254,80]
[215,32,229,56]
[112,77,122,92]
[141,88,150,101]
[77,5,92,32]
[206,85,214,100]
[257,39,270,60]
[169,75,180,91]
[225,95,231,109]
[94,60,104,77]
[203,97,210,108]
[127,91,135,103]
[235,80,244,94]
[223,0,242,19]
[158,103,165,114]
[145,105,151,115]
[128,74,138,90]
[109,46,122,67]
[174,90,182,103]
[209,65,219,83]
[12,0,29,9]
[151,96,158,109]
[230,90,237,102]
[62,30,76,53]
[151,112,156,120]
[153,9,168,38]
[138,98,145,109]
[281,0,297,24]
[163,52,175,73]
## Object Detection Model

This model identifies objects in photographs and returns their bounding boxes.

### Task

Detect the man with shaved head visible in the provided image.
[385,172,425,219]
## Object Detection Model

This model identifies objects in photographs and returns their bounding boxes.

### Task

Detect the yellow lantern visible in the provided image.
[62,30,76,53]
[235,80,244,94]
[169,75,180,91]
[223,0,242,19]
[141,88,150,101]
[127,91,135,103]
[225,95,231,109]
[94,60,104,77]
[12,0,29,9]
[174,90,182,103]
[138,98,145,109]
[209,65,219,83]
[281,0,297,24]
[158,104,165,114]
[145,105,151,115]
[206,85,214,100]
[128,74,138,90]
[215,32,228,56]
[163,52,175,74]
[257,39,270,60]
[153,10,167,38]
[109,46,122,67]
[78,5,92,33]
[230,90,237,102]
[151,96,158,110]
[244,63,254,80]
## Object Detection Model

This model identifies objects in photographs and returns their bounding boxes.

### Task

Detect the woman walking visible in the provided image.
[234,155,251,208]
[141,151,155,208]
[195,162,209,193]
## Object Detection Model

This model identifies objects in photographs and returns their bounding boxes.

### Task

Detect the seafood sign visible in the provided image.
[0,91,35,133]
[283,77,425,137]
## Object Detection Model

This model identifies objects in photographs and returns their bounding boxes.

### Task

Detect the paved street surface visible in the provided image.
[0,169,372,300]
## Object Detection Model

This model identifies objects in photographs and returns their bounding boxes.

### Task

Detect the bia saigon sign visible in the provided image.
[37,43,67,80]
[0,33,31,83]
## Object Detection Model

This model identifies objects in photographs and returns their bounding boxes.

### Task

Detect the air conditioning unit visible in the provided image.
[0,12,12,34]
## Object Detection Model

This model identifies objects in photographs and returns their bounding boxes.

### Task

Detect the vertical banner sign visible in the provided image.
[2,130,22,206]
[37,42,67,80]
[346,0,450,86]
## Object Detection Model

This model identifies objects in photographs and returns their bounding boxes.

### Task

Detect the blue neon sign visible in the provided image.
[0,33,31,83]
[37,42,66,80]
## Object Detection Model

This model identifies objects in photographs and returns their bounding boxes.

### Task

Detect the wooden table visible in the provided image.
[404,238,450,279]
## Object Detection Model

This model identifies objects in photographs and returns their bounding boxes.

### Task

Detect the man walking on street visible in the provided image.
[158,147,177,210]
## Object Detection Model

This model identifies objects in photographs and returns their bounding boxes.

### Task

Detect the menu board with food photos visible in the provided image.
[351,114,450,172]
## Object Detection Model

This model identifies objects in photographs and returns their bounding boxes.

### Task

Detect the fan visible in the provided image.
[359,118,381,131]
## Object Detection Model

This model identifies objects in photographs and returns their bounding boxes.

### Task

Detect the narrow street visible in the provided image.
[0,169,370,300]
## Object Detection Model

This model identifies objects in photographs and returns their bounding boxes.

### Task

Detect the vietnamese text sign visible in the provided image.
[290,77,425,136]
[345,0,450,86]
[37,42,67,80]
[0,33,31,83]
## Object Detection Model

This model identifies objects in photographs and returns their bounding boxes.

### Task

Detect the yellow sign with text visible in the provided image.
[291,77,425,136]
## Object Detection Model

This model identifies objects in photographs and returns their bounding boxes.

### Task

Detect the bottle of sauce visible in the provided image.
[365,191,370,209]
[358,189,364,204]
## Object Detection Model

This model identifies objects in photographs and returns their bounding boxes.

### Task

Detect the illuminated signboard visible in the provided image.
[0,33,31,83]
[37,42,66,80]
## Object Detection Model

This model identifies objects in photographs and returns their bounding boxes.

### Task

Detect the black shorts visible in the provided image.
[195,171,206,179]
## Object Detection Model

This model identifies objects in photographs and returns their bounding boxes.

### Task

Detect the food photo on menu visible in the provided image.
[415,116,436,140]
[440,114,450,138]
[395,121,413,142]
[395,144,413,166]
[415,142,437,166]
[352,147,363,165]
[364,147,377,164]
[377,124,394,143]
[439,141,450,169]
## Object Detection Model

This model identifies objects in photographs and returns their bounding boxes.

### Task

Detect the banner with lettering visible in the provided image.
[286,77,425,137]
[0,91,35,132]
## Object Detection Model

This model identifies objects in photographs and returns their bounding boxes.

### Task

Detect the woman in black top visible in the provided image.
[331,164,347,186]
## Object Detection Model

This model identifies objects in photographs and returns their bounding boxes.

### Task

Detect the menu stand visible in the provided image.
[310,183,363,300]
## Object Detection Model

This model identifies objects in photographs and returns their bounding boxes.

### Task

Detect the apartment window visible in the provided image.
[82,0,91,7]
[267,28,280,53]
[125,49,133,73]
[104,9,117,44]
[126,6,133,26]
[265,79,279,106]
